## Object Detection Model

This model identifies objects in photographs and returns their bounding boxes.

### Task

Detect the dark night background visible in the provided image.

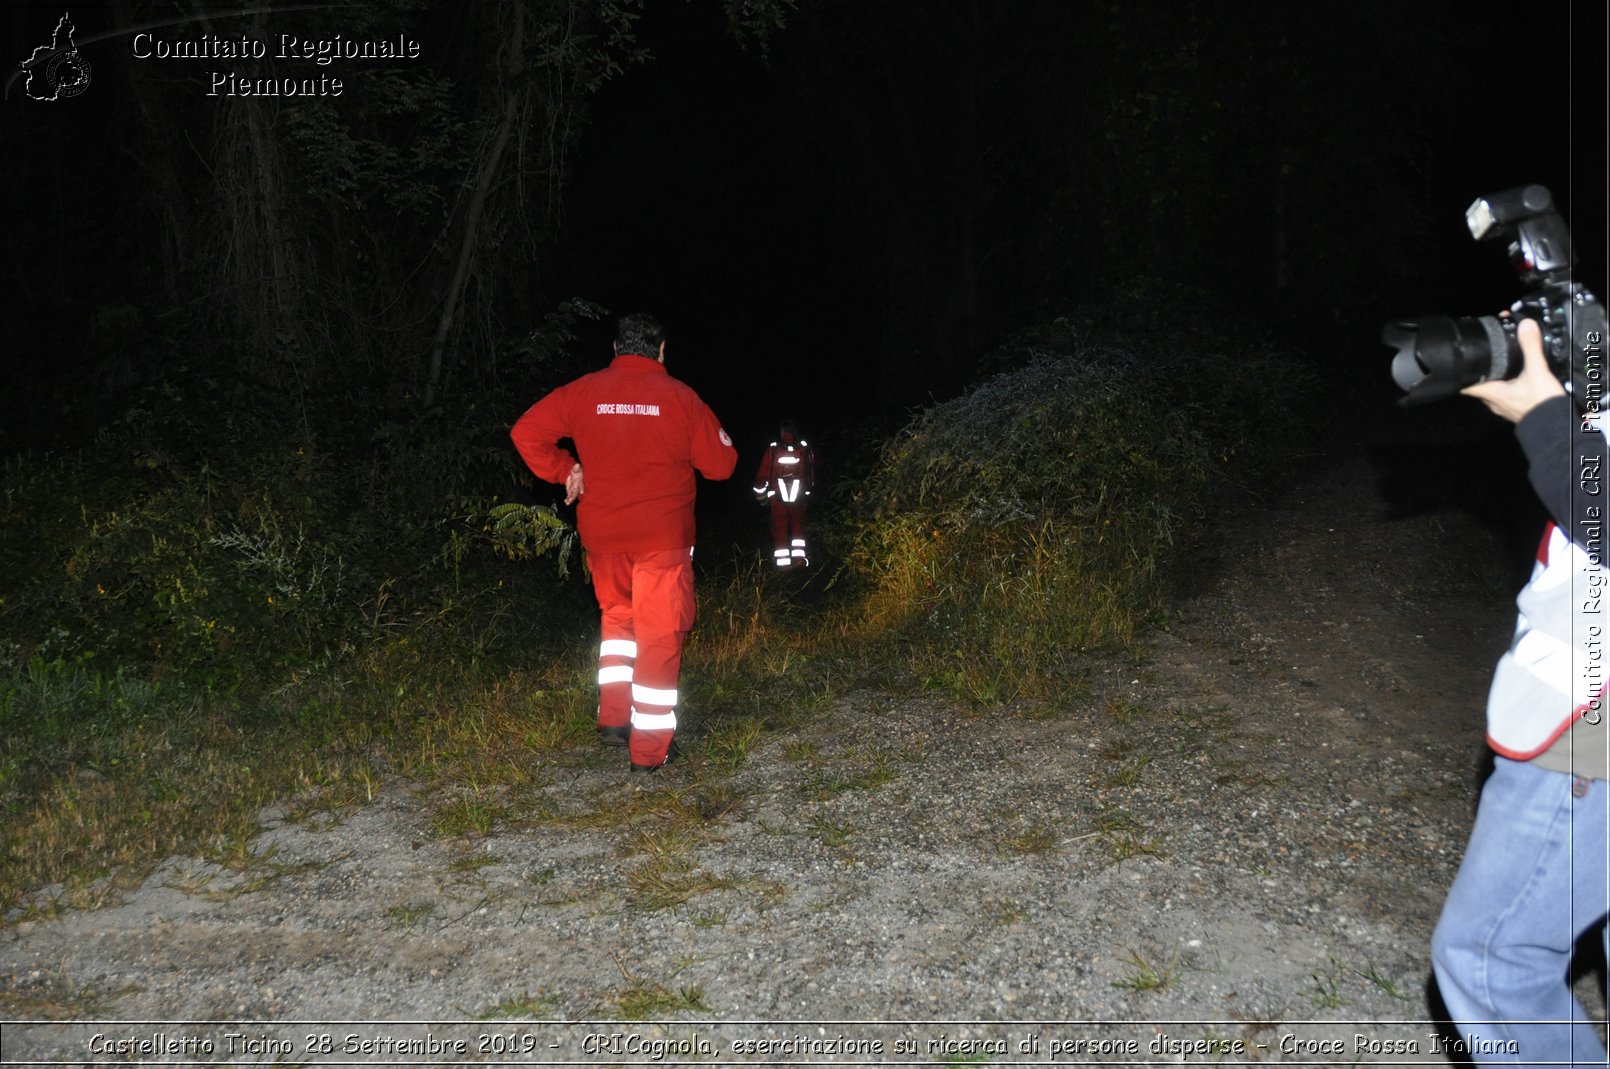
[7,1,1610,1008]
[1,0,1606,517]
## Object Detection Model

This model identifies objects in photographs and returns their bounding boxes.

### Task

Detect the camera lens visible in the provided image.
[1385,315,1513,405]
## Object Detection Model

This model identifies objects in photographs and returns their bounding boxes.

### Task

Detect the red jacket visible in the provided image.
[754,440,817,502]
[510,355,737,553]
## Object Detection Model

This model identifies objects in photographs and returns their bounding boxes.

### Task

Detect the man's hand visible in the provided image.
[564,463,585,505]
[1461,317,1565,424]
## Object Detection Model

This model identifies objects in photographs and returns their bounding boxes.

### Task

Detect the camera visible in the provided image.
[1383,184,1606,408]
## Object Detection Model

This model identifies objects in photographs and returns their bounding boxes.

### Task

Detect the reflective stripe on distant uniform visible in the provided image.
[755,439,816,568]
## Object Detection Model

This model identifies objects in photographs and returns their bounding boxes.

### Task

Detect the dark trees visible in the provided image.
[7,0,649,445]
[700,0,1561,403]
[5,0,1586,436]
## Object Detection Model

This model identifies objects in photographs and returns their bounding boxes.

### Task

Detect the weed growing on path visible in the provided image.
[1111,948,1181,992]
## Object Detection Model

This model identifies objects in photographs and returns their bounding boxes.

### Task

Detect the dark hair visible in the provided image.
[614,312,666,358]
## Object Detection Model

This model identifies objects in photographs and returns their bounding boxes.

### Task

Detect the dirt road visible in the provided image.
[2,403,1598,1066]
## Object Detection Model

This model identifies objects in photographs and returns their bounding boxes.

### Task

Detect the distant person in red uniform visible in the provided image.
[510,313,737,771]
[752,420,817,569]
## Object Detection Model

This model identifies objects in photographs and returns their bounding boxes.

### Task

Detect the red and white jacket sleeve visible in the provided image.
[753,447,776,494]
[509,385,579,485]
[691,402,739,482]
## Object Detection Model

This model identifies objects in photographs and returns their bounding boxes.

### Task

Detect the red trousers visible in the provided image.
[589,547,694,767]
[769,499,808,567]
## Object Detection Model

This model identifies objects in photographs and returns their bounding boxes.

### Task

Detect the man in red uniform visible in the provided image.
[510,313,737,771]
[752,420,817,569]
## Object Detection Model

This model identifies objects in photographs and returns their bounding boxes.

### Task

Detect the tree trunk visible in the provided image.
[110,0,188,305]
[422,0,525,410]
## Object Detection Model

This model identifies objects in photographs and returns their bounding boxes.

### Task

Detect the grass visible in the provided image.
[808,816,854,850]
[1001,824,1060,856]
[1308,957,1354,1010]
[447,852,503,874]
[430,789,508,839]
[1105,697,1150,725]
[609,953,712,1018]
[0,966,140,1018]
[384,900,437,929]
[1097,752,1154,789]
[0,293,1315,920]
[0,650,594,919]
[166,851,327,903]
[0,664,318,918]
[686,784,744,823]
[1111,948,1181,992]
[1092,807,1166,861]
[624,856,736,912]
[1355,961,1411,1001]
[990,899,1029,925]
[620,826,738,911]
[782,739,819,763]
[804,751,899,798]
[700,715,766,774]
[479,990,562,1018]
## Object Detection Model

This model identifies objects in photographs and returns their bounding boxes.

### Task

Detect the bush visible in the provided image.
[844,282,1316,694]
[0,374,589,693]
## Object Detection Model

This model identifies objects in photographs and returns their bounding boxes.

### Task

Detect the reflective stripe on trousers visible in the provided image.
[596,639,637,728]
[588,547,694,766]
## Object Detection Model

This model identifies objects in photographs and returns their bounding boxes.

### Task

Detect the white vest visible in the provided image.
[1487,496,1610,758]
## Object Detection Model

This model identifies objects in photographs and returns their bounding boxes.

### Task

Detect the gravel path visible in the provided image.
[2,413,1603,1066]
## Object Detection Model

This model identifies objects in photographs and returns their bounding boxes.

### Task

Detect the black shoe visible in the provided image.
[630,739,681,773]
[597,725,630,746]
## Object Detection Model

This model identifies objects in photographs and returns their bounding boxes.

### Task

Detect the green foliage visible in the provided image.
[0,654,245,915]
[283,65,467,217]
[0,282,1317,919]
[0,312,600,693]
[531,0,652,94]
[3,439,350,686]
[0,284,619,911]
[846,282,1314,687]
[480,503,581,577]
[508,299,613,383]
[0,654,166,786]
[721,0,797,55]
[1111,946,1180,992]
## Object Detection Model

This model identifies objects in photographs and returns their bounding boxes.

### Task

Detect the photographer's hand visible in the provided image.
[1460,318,1564,424]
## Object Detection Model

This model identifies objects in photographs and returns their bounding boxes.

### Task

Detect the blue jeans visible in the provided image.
[1432,756,1610,1065]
